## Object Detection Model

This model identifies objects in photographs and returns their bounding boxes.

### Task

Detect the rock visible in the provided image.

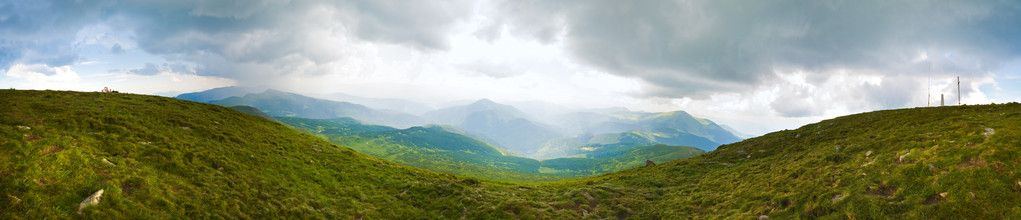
[898,150,912,162]
[311,146,323,152]
[831,194,846,203]
[180,126,191,130]
[758,215,770,220]
[835,146,842,151]
[983,127,995,138]
[865,150,873,158]
[7,194,20,204]
[646,160,655,166]
[939,192,948,197]
[101,158,115,166]
[15,125,30,130]
[861,159,875,167]
[77,189,104,214]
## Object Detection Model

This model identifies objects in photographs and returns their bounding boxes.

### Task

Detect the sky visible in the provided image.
[2,0,1020,136]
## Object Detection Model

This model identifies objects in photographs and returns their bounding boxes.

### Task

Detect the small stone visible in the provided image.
[180,126,191,130]
[77,189,104,214]
[983,127,995,138]
[861,159,875,167]
[101,158,115,166]
[898,150,912,162]
[758,215,770,220]
[7,194,20,204]
[646,160,655,166]
[865,150,873,158]
[15,125,30,130]
[835,146,842,151]
[939,192,948,197]
[831,194,846,203]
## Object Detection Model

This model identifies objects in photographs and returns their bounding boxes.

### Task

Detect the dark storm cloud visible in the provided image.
[129,63,161,76]
[0,0,473,76]
[0,0,114,70]
[489,0,1021,101]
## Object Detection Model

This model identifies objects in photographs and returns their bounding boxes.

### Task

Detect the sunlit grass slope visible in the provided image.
[3,90,1019,219]
[595,102,1021,218]
[0,90,494,219]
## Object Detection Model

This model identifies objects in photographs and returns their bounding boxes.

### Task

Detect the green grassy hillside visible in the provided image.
[589,102,1021,218]
[0,90,491,218]
[281,117,701,182]
[4,90,1019,219]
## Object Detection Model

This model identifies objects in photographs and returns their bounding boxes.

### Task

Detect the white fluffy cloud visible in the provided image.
[5,64,79,83]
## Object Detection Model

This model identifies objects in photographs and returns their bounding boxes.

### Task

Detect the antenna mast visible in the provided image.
[927,62,931,107]
[957,76,961,105]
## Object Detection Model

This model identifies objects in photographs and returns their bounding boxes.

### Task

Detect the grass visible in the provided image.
[2,90,1019,218]
[279,117,704,182]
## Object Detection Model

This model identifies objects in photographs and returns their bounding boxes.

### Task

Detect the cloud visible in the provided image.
[488,0,1021,113]
[0,0,475,83]
[110,43,123,54]
[129,63,161,75]
[5,63,79,83]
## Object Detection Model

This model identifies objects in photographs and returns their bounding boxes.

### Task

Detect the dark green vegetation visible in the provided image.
[4,90,1020,218]
[211,89,424,128]
[174,86,262,103]
[229,105,280,123]
[280,117,702,182]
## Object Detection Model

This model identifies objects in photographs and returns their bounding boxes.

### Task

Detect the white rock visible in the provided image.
[101,158,115,166]
[77,189,104,214]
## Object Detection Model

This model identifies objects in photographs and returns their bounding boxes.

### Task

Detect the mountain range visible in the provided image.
[422,99,562,155]
[177,87,743,159]
[207,89,425,128]
[277,116,702,182]
[177,87,743,161]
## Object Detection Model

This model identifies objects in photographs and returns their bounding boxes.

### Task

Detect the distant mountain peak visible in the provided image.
[471,98,498,106]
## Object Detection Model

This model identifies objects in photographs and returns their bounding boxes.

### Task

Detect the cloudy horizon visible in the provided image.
[2,0,1020,136]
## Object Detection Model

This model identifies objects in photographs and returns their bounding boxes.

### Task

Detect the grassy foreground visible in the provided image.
[2,90,1019,218]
